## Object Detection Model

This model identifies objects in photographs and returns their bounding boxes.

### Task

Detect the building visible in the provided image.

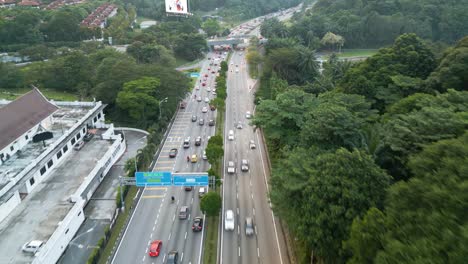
[0,0,16,8]
[17,0,40,7]
[80,3,118,28]
[0,89,126,263]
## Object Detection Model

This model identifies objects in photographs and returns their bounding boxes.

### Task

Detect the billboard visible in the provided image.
[165,0,189,15]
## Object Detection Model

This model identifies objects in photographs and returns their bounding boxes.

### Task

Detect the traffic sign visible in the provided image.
[189,72,200,78]
[135,171,172,187]
[173,173,209,186]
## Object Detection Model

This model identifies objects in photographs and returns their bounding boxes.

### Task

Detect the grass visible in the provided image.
[335,49,379,58]
[0,88,79,101]
[98,186,138,264]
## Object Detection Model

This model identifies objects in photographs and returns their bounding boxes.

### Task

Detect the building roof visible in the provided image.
[0,88,58,151]
[18,0,40,6]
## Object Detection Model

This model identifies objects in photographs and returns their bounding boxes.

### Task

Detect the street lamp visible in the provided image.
[159,97,168,121]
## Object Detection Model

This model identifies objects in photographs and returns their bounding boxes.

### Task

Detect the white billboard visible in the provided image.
[165,0,189,15]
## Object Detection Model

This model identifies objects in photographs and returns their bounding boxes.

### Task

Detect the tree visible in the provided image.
[271,148,390,262]
[116,77,161,127]
[200,192,222,217]
[320,32,345,52]
[375,133,468,263]
[202,18,220,37]
[206,135,224,165]
[0,63,24,89]
[41,10,81,42]
[343,208,387,264]
[174,33,208,61]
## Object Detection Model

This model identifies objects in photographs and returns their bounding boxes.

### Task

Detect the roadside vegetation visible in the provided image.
[251,23,468,263]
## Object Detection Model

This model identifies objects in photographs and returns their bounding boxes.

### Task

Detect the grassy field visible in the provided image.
[336,49,379,58]
[98,187,139,264]
[0,88,79,101]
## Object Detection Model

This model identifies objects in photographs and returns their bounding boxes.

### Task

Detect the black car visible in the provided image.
[208,119,215,126]
[83,133,94,142]
[195,136,202,146]
[169,148,178,158]
[192,217,203,232]
[167,251,178,264]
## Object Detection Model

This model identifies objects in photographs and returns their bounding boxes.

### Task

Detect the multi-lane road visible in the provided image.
[112,52,222,264]
[220,52,289,264]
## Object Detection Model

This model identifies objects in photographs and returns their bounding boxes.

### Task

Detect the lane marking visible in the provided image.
[141,195,165,199]
[146,187,167,191]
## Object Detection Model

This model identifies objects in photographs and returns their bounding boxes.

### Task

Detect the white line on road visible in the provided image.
[253,208,255,216]
[236,192,238,199]
[172,214,175,222]
[257,247,260,257]
[168,232,171,241]
[251,193,254,200]
[238,246,241,257]
[191,197,194,204]
[163,254,166,263]
[185,231,188,240]
[238,225,240,235]
[142,255,145,261]
[152,226,155,231]
[237,208,239,215]
[181,252,184,262]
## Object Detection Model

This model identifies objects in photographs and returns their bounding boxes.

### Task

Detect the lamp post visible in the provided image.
[158,97,168,121]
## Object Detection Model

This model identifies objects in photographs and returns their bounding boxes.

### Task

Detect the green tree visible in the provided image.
[41,10,81,42]
[375,133,468,263]
[271,148,390,262]
[200,192,222,217]
[202,18,220,37]
[116,77,161,127]
[206,135,224,166]
[0,63,24,89]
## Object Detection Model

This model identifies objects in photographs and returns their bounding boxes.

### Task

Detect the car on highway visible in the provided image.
[249,140,256,149]
[211,70,216,74]
[179,206,189,219]
[196,86,200,90]
[245,111,252,119]
[225,210,235,231]
[202,82,206,86]
[197,96,202,102]
[241,159,249,172]
[148,240,162,257]
[207,87,211,92]
[227,161,236,174]
[167,250,179,264]
[169,148,178,158]
[235,68,239,73]
[245,217,254,236]
[236,122,243,129]
[210,105,216,111]
[192,115,197,122]
[191,154,198,163]
[183,137,190,148]
[192,217,203,232]
[204,74,208,77]
[228,130,234,141]
[202,107,208,113]
[199,187,206,197]
[203,150,207,160]
[204,97,210,103]
[199,118,204,126]
[185,186,193,191]
[208,119,215,126]
[195,136,202,146]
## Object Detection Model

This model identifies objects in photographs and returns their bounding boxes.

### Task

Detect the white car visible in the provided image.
[203,151,208,160]
[22,240,43,254]
[241,159,249,172]
[228,130,234,141]
[227,161,236,174]
[236,122,243,129]
[245,111,252,119]
[207,87,211,92]
[204,97,210,103]
[235,68,239,73]
[249,140,256,149]
[202,107,208,113]
[225,210,235,231]
[197,96,202,102]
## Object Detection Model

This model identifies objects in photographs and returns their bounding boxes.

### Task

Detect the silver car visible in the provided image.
[245,217,254,236]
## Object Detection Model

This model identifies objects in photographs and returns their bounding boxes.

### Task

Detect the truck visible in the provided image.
[179,101,187,109]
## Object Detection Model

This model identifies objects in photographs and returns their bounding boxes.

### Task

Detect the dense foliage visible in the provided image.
[265,0,468,48]
[252,30,468,263]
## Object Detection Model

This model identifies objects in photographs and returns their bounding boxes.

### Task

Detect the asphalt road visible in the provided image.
[112,52,221,264]
[220,51,289,264]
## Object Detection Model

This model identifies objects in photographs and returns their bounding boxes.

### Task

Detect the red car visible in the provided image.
[202,82,206,86]
[204,74,208,77]
[148,240,162,257]
[211,71,215,74]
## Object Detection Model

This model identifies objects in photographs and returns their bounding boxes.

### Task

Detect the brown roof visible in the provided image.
[0,0,16,4]
[0,88,58,151]
[18,0,40,6]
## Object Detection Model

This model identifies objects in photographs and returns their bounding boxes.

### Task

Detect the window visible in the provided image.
[63,145,68,153]
[76,133,81,140]
[25,135,29,140]
[57,151,62,159]
[10,146,14,151]
[40,166,46,175]
[78,211,82,216]
[98,113,102,119]
[47,160,53,168]
[82,127,86,133]
[94,116,98,122]
[65,229,69,234]
[71,138,76,145]
[29,177,35,185]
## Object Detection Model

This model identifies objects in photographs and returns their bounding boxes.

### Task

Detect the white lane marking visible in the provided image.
[142,255,145,261]
[256,131,284,264]
[251,194,254,200]
[257,247,260,257]
[152,226,155,232]
[238,247,241,257]
[236,192,238,200]
[168,232,171,241]
[237,208,239,215]
[181,252,184,262]
[172,214,175,222]
[238,225,240,235]
[163,254,166,263]
[191,197,194,204]
[185,231,188,240]
[253,208,256,216]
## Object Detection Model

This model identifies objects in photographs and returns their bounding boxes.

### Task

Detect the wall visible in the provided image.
[0,191,20,223]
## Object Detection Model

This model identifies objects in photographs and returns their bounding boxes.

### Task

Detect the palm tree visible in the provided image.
[297,47,319,81]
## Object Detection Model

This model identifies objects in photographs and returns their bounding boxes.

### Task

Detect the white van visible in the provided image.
[22,240,43,254]
[228,130,234,141]
[199,187,206,197]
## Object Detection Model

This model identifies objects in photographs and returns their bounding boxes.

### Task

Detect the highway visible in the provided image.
[112,52,221,264]
[220,51,289,264]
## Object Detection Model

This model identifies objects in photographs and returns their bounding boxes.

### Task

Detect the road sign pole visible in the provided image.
[119,176,125,212]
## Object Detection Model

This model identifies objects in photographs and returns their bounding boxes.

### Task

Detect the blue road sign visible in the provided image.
[173,173,209,186]
[135,171,172,187]
[190,72,200,78]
